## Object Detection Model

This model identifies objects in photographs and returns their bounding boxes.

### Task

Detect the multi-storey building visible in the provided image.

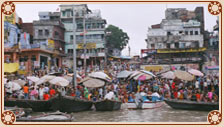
[60,4,107,68]
[144,7,206,71]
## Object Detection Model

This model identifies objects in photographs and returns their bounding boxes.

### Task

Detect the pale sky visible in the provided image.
[15,4,218,56]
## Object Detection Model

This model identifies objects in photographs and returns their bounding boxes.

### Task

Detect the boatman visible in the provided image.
[135,91,143,109]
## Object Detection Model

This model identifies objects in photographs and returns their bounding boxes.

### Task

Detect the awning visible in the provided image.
[4,63,19,73]
[205,66,219,70]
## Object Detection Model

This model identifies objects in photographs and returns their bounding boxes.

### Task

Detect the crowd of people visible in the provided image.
[4,63,219,104]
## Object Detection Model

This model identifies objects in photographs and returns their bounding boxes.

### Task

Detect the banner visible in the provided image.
[77,43,96,49]
[4,63,19,73]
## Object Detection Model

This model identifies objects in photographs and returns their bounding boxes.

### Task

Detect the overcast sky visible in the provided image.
[16,4,218,56]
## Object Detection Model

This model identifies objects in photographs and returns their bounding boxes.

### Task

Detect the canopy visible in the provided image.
[117,70,132,78]
[4,63,19,73]
[206,66,219,70]
[161,71,175,79]
[27,76,40,83]
[12,80,26,86]
[83,78,105,88]
[63,75,73,82]
[36,75,56,85]
[49,77,69,87]
[127,71,142,80]
[188,69,204,77]
[89,71,111,81]
[135,74,152,81]
[174,70,194,81]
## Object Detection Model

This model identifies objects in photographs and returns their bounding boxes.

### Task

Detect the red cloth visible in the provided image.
[49,89,56,96]
[171,82,175,89]
[174,91,178,99]
[44,94,50,100]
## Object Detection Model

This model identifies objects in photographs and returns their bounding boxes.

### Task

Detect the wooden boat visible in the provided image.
[164,99,219,111]
[94,99,122,111]
[4,98,53,112]
[127,101,164,109]
[16,111,73,122]
[51,95,93,113]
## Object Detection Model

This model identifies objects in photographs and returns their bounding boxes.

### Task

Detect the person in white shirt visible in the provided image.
[195,80,199,89]
[104,90,115,100]
[39,85,45,100]
[6,80,13,97]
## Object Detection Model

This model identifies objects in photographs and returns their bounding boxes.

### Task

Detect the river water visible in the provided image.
[71,103,209,122]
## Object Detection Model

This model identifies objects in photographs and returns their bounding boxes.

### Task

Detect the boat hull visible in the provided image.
[127,101,164,109]
[164,99,219,111]
[94,100,122,111]
[51,96,93,113]
[5,99,53,112]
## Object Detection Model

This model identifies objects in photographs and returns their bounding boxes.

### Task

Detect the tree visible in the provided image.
[105,25,129,53]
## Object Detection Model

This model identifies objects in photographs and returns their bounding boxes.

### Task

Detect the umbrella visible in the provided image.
[161,71,175,79]
[36,75,56,85]
[117,70,132,78]
[27,76,40,83]
[134,73,152,81]
[49,77,69,87]
[63,75,73,82]
[83,78,105,88]
[174,70,194,81]
[127,71,142,80]
[89,71,111,81]
[188,69,204,77]
[12,82,21,91]
[12,80,26,86]
[79,77,92,84]
[140,70,156,77]
[67,73,82,79]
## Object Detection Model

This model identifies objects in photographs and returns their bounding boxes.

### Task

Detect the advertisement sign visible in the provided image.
[48,39,54,49]
[34,61,40,67]
[77,43,96,49]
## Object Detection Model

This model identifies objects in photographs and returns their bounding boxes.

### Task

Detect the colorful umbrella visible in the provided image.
[83,78,105,88]
[89,71,111,81]
[36,75,56,85]
[188,69,204,77]
[140,70,156,77]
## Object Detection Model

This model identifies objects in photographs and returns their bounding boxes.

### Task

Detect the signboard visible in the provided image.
[4,13,15,24]
[48,39,54,49]
[34,61,40,67]
[77,43,96,49]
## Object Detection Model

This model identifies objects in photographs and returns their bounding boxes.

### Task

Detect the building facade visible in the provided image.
[60,4,107,68]
[144,7,205,71]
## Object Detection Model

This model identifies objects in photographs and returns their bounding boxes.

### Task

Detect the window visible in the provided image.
[175,42,179,48]
[185,31,188,35]
[31,55,36,61]
[190,31,193,35]
[195,31,199,35]
[68,49,73,54]
[70,35,73,41]
[167,43,170,49]
[45,29,49,36]
[62,11,66,16]
[179,31,183,34]
[167,31,171,35]
[38,30,43,36]
[151,44,155,49]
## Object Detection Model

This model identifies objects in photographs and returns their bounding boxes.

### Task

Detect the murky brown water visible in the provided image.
[71,103,209,122]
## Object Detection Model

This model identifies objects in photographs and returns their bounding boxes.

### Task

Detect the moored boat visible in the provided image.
[164,98,219,111]
[4,98,54,112]
[94,99,122,111]
[127,101,164,109]
[51,95,93,113]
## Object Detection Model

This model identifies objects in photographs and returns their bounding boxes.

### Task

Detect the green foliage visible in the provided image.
[105,25,129,51]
